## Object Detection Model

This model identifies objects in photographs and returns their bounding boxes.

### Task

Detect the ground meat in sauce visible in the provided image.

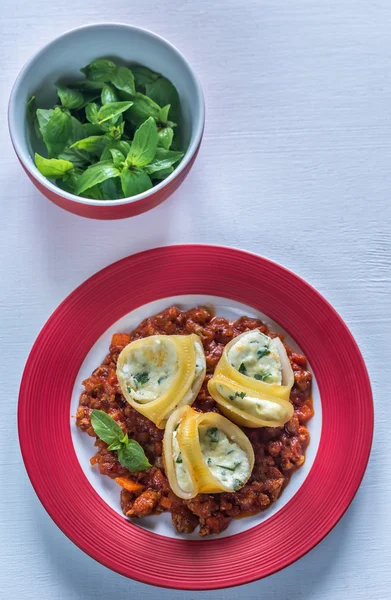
[76,305,313,536]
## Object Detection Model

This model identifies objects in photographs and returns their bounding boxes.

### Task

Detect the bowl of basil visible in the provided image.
[9,23,204,219]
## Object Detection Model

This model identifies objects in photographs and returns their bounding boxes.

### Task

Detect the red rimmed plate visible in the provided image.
[18,245,373,590]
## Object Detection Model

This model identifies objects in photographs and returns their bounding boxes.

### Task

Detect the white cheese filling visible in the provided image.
[118,338,205,405]
[172,424,193,493]
[217,383,289,422]
[227,330,282,384]
[198,425,251,491]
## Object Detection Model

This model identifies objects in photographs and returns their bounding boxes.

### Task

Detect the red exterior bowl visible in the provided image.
[8,24,205,220]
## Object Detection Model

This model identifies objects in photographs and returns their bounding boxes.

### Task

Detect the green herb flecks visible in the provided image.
[228,391,246,401]
[176,453,183,464]
[238,363,247,375]
[90,409,151,471]
[133,371,150,387]
[216,462,242,472]
[206,427,219,443]
[233,479,244,491]
[257,347,271,359]
[254,372,273,382]
[29,59,184,200]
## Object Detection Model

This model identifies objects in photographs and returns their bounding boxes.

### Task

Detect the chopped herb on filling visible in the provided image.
[238,363,247,375]
[233,479,244,491]
[176,452,183,464]
[206,427,219,443]
[216,461,242,472]
[229,391,246,401]
[254,372,273,382]
[133,371,150,387]
[257,347,271,359]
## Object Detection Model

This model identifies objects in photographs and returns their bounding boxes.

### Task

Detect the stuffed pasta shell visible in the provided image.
[163,406,254,499]
[116,334,206,428]
[208,329,294,427]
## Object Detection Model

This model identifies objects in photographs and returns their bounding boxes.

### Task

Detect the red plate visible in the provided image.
[18,245,373,589]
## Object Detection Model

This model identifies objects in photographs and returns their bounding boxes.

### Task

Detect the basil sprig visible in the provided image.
[90,409,151,472]
[28,58,184,200]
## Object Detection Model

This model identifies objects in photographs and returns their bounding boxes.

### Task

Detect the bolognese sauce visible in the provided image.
[76,306,313,536]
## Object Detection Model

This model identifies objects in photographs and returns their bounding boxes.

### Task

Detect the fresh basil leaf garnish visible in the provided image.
[117,440,151,471]
[126,117,158,167]
[42,107,72,157]
[145,77,181,123]
[111,66,136,96]
[56,85,84,110]
[101,84,119,105]
[81,59,117,83]
[121,167,152,197]
[96,101,133,124]
[91,409,150,471]
[132,66,160,87]
[157,126,174,150]
[145,148,183,174]
[90,409,124,445]
[125,92,160,126]
[35,153,74,178]
[71,135,109,157]
[75,161,121,195]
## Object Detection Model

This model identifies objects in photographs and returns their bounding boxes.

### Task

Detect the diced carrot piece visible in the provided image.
[111,333,131,348]
[107,370,118,385]
[115,477,144,493]
[159,496,172,510]
[90,456,97,465]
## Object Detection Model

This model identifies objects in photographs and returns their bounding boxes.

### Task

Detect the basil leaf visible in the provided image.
[145,148,184,174]
[71,135,109,156]
[56,85,84,110]
[117,439,151,471]
[101,84,119,105]
[35,153,74,178]
[75,161,121,195]
[150,166,173,180]
[111,66,135,96]
[107,441,123,451]
[97,101,133,124]
[126,117,158,167]
[101,140,131,161]
[85,103,99,124]
[56,168,83,194]
[125,92,160,126]
[110,148,125,167]
[26,96,36,122]
[81,59,117,83]
[121,167,152,197]
[36,108,54,139]
[43,107,72,157]
[68,116,87,144]
[69,79,105,91]
[58,147,91,169]
[107,120,125,139]
[157,126,174,150]
[145,78,180,123]
[90,409,124,445]
[99,177,124,200]
[159,104,171,124]
[83,123,102,136]
[132,66,159,87]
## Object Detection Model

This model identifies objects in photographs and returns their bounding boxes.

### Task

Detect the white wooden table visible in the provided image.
[1,1,390,598]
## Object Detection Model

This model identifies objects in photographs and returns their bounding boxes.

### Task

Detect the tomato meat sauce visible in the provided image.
[76,306,313,536]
